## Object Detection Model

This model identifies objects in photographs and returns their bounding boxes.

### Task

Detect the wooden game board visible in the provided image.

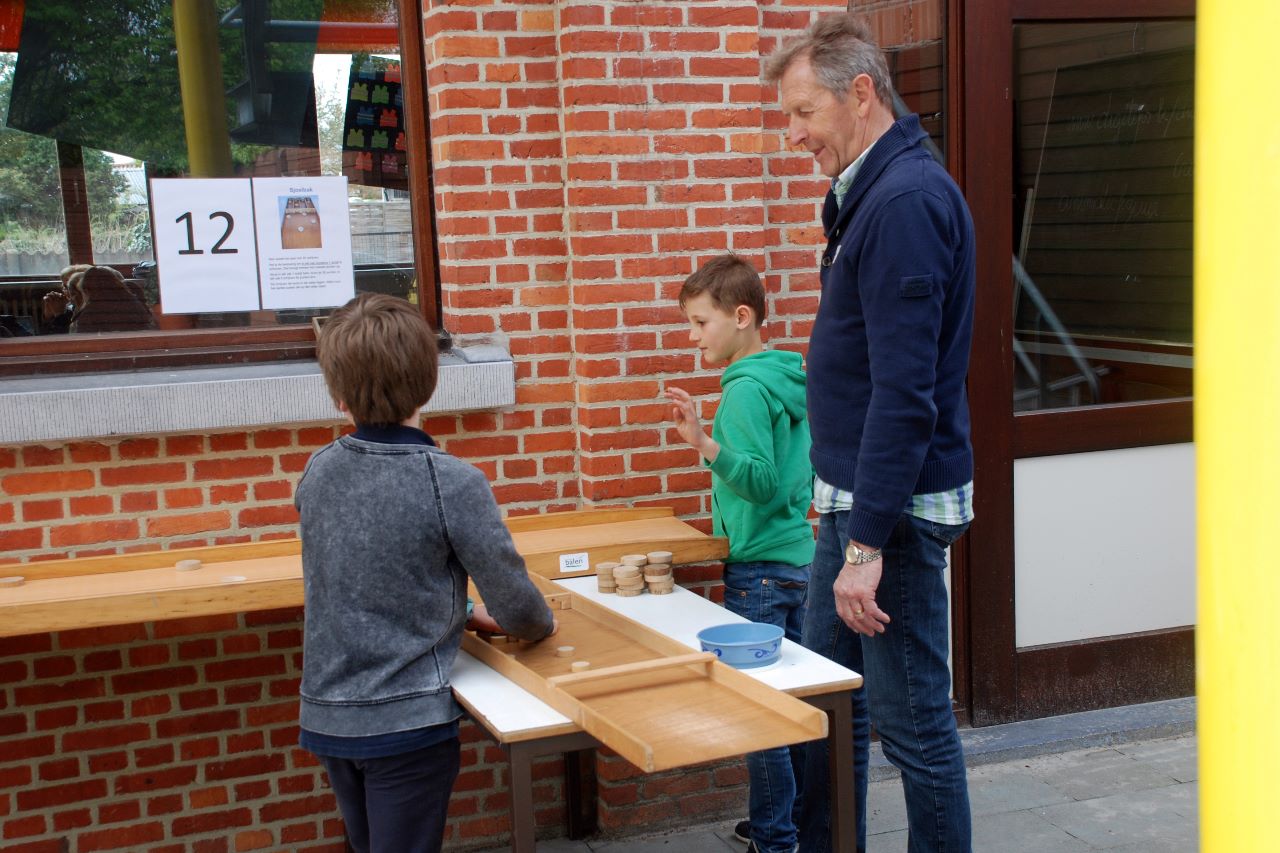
[463,574,827,772]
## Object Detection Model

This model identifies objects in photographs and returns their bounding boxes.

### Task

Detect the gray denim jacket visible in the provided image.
[295,435,553,737]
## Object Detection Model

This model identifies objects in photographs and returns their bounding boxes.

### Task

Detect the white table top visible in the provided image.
[451,576,862,742]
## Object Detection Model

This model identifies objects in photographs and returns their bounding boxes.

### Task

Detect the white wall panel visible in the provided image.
[1013,443,1195,648]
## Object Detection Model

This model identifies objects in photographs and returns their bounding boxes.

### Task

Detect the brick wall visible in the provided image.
[0,0,897,848]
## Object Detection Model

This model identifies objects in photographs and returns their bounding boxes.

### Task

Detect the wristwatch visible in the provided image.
[845,541,883,565]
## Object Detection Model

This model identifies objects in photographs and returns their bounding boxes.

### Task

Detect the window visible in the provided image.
[1012,21,1193,410]
[0,0,436,376]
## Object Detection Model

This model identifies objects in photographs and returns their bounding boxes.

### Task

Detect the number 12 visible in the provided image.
[175,211,238,255]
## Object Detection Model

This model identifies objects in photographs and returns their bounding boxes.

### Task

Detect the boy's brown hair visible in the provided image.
[678,254,767,327]
[316,293,438,426]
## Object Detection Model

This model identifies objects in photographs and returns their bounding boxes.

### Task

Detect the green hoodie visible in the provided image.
[707,349,815,566]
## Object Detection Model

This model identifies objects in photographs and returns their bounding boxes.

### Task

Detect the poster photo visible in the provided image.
[251,176,355,311]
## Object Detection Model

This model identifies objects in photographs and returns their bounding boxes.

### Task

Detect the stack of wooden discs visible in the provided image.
[613,557,646,597]
[596,561,619,593]
[644,551,675,594]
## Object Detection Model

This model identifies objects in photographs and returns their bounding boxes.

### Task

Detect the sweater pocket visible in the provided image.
[899,273,934,298]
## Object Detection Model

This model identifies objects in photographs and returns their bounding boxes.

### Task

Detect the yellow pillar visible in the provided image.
[172,0,234,177]
[1196,1,1280,850]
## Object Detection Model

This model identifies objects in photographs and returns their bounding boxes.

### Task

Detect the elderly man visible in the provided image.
[765,15,977,853]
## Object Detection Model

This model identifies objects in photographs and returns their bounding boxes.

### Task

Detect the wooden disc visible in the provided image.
[556,645,575,658]
[646,551,673,564]
[0,576,25,587]
[175,559,203,572]
[571,661,590,671]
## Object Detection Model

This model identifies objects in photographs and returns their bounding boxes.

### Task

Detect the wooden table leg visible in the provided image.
[503,732,599,852]
[805,690,857,853]
[507,741,538,853]
[565,747,598,839]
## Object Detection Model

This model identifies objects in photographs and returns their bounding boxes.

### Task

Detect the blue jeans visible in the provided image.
[798,512,971,853]
[723,560,810,853]
[320,737,460,853]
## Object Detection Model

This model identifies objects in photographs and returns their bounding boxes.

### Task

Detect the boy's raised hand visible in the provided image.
[665,386,719,462]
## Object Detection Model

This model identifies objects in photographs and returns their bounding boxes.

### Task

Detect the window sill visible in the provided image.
[0,343,514,445]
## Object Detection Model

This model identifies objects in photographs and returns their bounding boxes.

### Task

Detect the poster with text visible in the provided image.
[150,179,261,313]
[251,176,355,310]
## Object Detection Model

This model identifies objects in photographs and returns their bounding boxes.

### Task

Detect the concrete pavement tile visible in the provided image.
[1027,746,1183,801]
[1104,842,1197,853]
[1116,734,1198,784]
[1033,781,1198,848]
[865,775,909,835]
[589,829,740,852]
[966,760,1076,816]
[473,839,591,853]
[972,809,1096,852]
[866,827,908,852]
[870,805,1092,853]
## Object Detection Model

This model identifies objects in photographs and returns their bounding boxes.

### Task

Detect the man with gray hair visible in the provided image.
[765,14,977,853]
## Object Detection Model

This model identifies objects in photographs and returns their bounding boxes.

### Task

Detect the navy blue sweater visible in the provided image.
[808,114,976,549]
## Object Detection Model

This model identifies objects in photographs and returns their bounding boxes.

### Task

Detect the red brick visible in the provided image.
[147,794,184,816]
[52,807,93,831]
[203,654,285,683]
[1,470,94,495]
[68,494,113,516]
[136,744,174,768]
[2,814,47,839]
[37,757,80,781]
[48,518,138,547]
[155,614,239,638]
[114,766,199,795]
[119,490,158,512]
[29,699,77,731]
[62,722,152,752]
[193,457,274,481]
[129,695,172,718]
[98,800,142,824]
[238,505,298,528]
[210,483,250,504]
[0,526,42,556]
[145,511,232,537]
[119,438,160,460]
[77,821,166,851]
[204,754,288,782]
[165,434,205,455]
[15,677,105,706]
[16,778,108,809]
[111,666,198,694]
[99,463,187,487]
[22,498,63,521]
[163,487,203,509]
[155,709,240,738]
[21,445,64,466]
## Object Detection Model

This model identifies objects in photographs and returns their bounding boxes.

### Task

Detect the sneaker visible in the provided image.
[733,819,751,844]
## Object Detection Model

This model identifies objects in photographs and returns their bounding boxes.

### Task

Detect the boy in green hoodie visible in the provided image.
[666,254,815,853]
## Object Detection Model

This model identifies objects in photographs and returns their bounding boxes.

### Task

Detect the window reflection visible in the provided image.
[1013,22,1194,410]
[0,1,418,339]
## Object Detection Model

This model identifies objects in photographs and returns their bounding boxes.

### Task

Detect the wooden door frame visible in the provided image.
[959,0,1196,725]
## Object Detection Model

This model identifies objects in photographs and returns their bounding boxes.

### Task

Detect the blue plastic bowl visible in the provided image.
[696,622,785,669]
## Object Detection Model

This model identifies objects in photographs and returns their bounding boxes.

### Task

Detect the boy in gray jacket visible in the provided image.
[295,293,556,853]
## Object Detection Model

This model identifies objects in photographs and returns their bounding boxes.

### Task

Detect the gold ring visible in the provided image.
[853,609,864,616]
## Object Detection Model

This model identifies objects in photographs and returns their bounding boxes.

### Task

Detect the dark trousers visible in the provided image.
[320,736,461,853]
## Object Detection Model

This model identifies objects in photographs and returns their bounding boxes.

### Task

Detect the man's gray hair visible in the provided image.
[763,14,894,104]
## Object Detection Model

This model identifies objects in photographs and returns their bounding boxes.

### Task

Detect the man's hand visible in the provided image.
[665,386,719,462]
[833,553,890,636]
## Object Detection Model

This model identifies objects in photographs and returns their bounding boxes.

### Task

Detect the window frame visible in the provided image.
[0,0,440,379]
[1003,0,1196,456]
